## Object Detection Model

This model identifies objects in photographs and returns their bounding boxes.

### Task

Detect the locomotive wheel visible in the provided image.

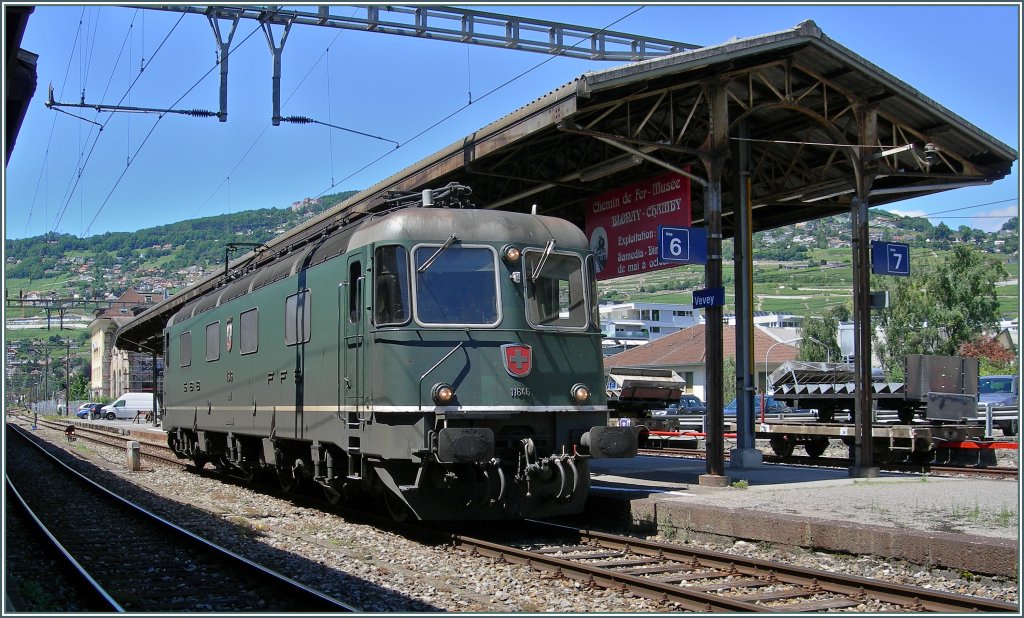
[768,435,795,458]
[277,468,296,493]
[191,455,208,471]
[803,438,829,458]
[384,491,410,522]
[323,485,343,505]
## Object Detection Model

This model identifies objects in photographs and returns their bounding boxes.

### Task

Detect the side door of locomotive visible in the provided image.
[340,253,366,416]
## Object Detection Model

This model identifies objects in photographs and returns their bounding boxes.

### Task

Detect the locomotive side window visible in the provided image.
[348,261,362,324]
[206,321,220,361]
[239,308,258,354]
[285,290,312,345]
[180,332,192,367]
[414,245,499,326]
[586,255,601,327]
[374,246,410,326]
[524,251,588,329]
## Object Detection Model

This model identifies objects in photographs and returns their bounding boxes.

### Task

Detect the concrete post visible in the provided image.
[127,441,141,471]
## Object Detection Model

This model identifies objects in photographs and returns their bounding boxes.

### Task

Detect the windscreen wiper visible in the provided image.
[417,233,460,273]
[530,239,556,281]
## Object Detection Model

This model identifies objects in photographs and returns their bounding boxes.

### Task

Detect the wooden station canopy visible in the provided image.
[116,20,1016,353]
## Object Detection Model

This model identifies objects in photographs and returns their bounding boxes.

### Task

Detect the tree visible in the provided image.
[722,355,737,404]
[800,304,849,362]
[70,374,91,400]
[928,245,1005,355]
[957,225,973,243]
[958,336,1017,376]
[874,245,1006,379]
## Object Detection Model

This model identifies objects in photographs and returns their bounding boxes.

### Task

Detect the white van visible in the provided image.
[99,392,158,420]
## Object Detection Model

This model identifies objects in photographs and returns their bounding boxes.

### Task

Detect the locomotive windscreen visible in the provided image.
[414,245,498,325]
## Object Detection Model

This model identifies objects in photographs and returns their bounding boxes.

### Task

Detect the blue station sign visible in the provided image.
[692,286,725,308]
[870,241,910,276]
[658,226,707,264]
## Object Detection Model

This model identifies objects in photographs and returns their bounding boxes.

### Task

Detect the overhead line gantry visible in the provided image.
[53,4,698,124]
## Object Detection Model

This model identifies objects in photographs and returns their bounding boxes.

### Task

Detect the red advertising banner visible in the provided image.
[585,171,691,281]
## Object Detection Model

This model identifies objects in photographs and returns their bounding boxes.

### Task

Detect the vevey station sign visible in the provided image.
[585,171,691,281]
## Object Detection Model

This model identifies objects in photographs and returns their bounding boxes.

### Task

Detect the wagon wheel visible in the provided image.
[803,438,829,458]
[769,435,795,458]
[1002,420,1018,437]
[816,406,835,424]
[191,455,208,471]
[908,449,934,465]
[896,407,916,425]
[873,444,897,465]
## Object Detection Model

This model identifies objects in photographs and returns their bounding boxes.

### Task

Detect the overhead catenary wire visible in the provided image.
[51,10,188,234]
[81,11,279,235]
[311,5,648,200]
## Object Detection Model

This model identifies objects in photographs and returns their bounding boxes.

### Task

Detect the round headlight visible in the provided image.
[571,383,590,403]
[502,245,521,263]
[432,383,455,405]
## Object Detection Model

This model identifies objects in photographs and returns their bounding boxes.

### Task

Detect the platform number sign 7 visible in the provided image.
[870,241,910,276]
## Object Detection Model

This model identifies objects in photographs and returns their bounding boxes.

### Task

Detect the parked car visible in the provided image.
[978,375,1018,408]
[81,403,106,419]
[100,392,158,420]
[75,402,101,419]
[724,395,793,416]
[661,394,707,415]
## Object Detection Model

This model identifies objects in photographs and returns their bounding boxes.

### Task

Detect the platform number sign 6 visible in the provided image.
[658,226,707,264]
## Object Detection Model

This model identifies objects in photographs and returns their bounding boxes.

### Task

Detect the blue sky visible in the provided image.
[3,3,1020,240]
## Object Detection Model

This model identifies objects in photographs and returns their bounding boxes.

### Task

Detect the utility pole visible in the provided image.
[44,343,49,413]
[65,338,72,416]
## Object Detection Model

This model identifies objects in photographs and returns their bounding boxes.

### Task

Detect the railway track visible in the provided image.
[638,447,1019,479]
[26,414,1017,479]
[18,415,186,468]
[5,422,358,612]
[444,520,1019,613]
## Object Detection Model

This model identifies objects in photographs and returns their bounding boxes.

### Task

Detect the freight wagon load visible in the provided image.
[770,355,979,425]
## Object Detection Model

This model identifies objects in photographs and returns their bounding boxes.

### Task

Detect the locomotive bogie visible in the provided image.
[162,205,636,520]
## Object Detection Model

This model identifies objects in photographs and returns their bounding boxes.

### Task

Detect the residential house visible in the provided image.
[604,324,800,402]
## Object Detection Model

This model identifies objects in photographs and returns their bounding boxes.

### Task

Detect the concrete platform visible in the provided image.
[588,455,1019,577]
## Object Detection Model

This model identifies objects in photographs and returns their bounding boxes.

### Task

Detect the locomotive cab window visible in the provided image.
[525,250,589,329]
[414,245,499,326]
[374,245,410,326]
[206,321,220,361]
[285,290,311,345]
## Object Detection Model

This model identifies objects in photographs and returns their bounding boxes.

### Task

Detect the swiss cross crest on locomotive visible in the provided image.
[501,344,532,378]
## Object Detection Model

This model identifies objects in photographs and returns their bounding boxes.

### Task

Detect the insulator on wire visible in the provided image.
[186,109,217,117]
[281,116,314,124]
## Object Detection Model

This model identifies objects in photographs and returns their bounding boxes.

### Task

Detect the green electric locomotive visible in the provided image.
[162,184,636,520]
